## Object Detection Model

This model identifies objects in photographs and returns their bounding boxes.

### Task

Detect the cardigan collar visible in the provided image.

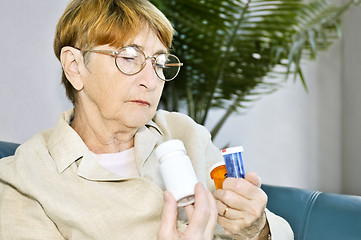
[47,109,162,181]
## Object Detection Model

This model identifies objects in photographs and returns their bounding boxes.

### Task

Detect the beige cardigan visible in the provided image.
[0,109,293,239]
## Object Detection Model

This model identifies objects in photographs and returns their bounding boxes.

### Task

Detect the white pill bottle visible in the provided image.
[155,139,198,207]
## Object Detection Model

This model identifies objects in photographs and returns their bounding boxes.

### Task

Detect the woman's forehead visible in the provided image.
[119,28,168,53]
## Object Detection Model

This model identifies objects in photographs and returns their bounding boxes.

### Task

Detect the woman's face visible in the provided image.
[79,28,167,130]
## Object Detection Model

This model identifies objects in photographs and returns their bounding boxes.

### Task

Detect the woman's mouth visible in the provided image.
[130,100,150,106]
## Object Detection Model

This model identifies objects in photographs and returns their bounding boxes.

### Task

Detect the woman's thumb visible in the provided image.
[245,172,262,188]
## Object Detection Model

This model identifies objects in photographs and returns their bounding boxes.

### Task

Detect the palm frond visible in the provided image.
[151,0,358,139]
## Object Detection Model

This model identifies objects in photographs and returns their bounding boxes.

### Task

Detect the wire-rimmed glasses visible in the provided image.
[84,45,183,81]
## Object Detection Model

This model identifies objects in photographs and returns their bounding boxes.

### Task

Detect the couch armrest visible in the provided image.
[262,184,361,240]
[0,141,20,159]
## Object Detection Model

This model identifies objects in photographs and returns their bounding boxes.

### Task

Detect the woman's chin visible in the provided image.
[123,114,152,129]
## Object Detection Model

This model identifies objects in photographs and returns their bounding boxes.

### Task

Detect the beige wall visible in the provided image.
[0,0,72,143]
[342,6,361,195]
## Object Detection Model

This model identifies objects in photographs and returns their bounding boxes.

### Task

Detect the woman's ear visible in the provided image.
[60,47,84,91]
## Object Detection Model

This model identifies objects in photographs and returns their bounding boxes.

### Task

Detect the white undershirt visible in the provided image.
[91,148,140,178]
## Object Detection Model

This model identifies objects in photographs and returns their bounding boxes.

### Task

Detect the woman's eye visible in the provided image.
[121,56,136,61]
[155,63,166,69]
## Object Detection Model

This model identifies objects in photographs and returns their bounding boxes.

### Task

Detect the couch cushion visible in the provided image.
[262,184,361,240]
[305,192,361,240]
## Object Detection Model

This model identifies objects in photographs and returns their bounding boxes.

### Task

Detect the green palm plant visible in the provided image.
[150,0,359,140]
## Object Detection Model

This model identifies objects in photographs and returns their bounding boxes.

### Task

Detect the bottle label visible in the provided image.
[222,147,245,178]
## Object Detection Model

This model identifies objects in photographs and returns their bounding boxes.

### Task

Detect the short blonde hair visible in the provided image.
[54,0,174,103]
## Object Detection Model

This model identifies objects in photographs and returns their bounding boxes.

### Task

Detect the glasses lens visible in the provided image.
[155,54,182,81]
[115,47,145,75]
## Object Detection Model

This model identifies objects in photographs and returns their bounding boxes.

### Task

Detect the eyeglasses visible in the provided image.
[84,45,183,81]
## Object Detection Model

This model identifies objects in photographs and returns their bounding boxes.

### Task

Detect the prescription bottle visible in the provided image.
[155,139,198,207]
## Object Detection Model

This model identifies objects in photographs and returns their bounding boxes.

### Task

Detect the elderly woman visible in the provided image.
[0,0,293,239]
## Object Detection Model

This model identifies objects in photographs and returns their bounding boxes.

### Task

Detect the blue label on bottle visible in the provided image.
[222,151,245,178]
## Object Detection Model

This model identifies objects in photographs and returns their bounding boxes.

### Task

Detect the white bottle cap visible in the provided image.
[155,139,186,161]
[221,146,244,155]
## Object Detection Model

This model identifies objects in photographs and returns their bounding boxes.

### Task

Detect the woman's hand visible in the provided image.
[157,182,218,240]
[213,172,269,240]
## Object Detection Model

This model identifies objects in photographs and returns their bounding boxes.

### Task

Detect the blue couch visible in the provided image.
[1,140,361,240]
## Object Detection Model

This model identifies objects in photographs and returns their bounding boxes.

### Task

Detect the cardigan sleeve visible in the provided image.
[0,183,65,240]
[265,209,294,239]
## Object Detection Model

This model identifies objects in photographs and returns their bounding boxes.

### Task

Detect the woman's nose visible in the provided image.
[138,58,159,90]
